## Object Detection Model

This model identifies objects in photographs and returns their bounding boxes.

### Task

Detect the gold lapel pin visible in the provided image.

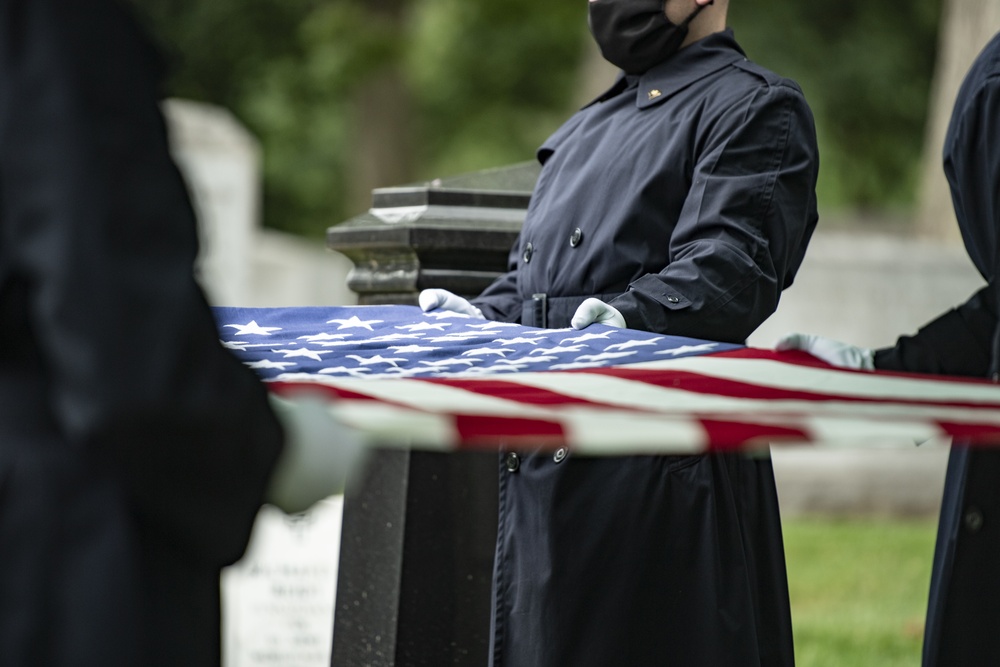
[648,89,662,100]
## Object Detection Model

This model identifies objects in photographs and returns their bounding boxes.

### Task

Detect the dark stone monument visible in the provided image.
[327,162,539,667]
[327,161,538,305]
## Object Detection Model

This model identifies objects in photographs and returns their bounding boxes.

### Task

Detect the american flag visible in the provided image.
[215,305,1000,453]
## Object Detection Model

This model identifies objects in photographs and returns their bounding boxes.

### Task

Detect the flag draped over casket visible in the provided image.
[214,305,1000,453]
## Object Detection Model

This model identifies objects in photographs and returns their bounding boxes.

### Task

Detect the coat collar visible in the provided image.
[585,29,748,109]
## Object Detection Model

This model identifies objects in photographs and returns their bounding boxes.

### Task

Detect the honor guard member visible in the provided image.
[778,31,1000,667]
[421,0,820,665]
[0,0,368,664]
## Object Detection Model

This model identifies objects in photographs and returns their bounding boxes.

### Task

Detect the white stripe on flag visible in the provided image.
[633,357,1000,404]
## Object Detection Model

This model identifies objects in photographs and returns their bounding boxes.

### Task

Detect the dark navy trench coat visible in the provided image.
[873,31,1000,667]
[0,1,283,664]
[473,30,819,667]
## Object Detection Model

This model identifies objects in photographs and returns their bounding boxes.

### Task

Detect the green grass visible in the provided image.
[783,518,937,667]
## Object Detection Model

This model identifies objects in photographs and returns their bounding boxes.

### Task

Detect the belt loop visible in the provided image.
[531,293,548,329]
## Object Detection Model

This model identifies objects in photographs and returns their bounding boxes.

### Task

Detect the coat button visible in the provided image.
[553,447,568,463]
[522,243,533,264]
[569,228,583,247]
[964,506,984,532]
[504,452,520,473]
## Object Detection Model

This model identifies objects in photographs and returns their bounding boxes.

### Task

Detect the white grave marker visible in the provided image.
[221,498,343,667]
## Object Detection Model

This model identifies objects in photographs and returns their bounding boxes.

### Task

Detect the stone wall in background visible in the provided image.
[748,228,983,351]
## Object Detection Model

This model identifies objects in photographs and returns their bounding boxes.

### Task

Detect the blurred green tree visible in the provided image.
[729,0,942,215]
[132,0,941,236]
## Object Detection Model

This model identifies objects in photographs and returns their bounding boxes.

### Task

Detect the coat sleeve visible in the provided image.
[873,286,997,378]
[0,0,283,566]
[609,82,819,343]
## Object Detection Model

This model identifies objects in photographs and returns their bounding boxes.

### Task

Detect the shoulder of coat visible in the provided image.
[729,59,805,97]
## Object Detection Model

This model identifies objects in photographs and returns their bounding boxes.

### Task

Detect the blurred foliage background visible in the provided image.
[130,0,942,238]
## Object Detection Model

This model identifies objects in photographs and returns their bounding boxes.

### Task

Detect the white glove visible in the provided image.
[266,393,369,514]
[571,298,626,329]
[775,333,875,371]
[418,288,484,319]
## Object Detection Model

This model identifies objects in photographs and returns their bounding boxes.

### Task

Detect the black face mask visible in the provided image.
[588,0,712,74]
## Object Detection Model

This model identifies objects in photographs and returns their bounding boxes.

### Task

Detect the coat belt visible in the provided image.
[521,293,621,329]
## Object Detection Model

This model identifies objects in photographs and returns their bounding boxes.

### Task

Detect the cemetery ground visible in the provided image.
[784,517,935,666]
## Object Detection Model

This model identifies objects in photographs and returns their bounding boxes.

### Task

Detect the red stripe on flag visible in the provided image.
[453,415,566,450]
[936,422,1000,444]
[699,419,811,451]
[421,378,599,405]
[715,348,845,369]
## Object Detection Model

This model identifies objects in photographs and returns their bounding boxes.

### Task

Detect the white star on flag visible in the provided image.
[224,320,282,336]
[606,338,663,351]
[318,366,372,375]
[346,354,409,367]
[298,332,352,341]
[419,359,476,368]
[368,334,425,343]
[461,348,514,357]
[390,345,441,353]
[327,316,382,331]
[495,337,541,345]
[396,322,451,332]
[562,331,615,344]
[467,321,520,329]
[532,345,585,355]
[245,359,297,370]
[272,348,330,361]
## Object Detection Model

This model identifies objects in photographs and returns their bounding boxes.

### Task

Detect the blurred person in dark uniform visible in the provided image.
[777,31,1000,667]
[420,0,820,664]
[0,0,292,665]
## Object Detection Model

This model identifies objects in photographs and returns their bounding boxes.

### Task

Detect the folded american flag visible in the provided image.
[215,305,1000,453]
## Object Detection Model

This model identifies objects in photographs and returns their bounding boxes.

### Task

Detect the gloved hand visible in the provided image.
[265,393,369,514]
[571,298,626,329]
[775,333,875,371]
[418,288,485,319]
